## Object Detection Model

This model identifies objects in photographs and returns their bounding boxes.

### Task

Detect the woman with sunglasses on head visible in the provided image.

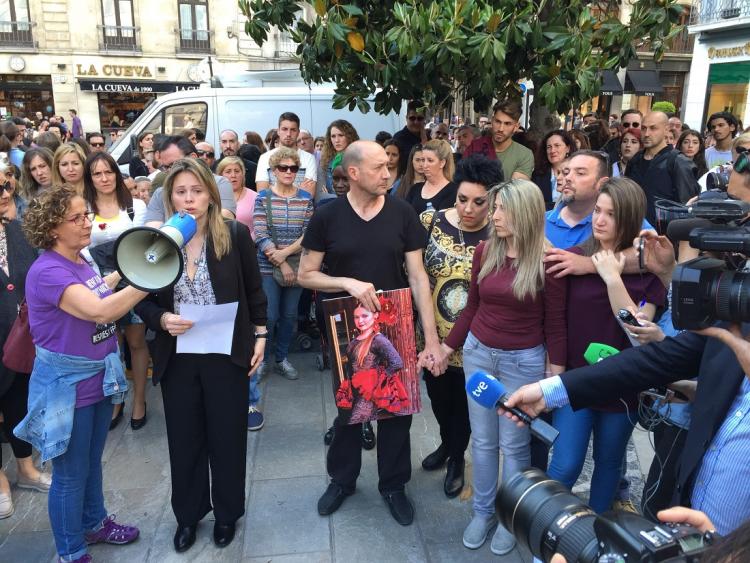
[82,152,149,431]
[20,147,54,201]
[253,147,314,383]
[547,177,665,515]
[129,131,154,179]
[17,186,150,563]
[612,128,643,178]
[52,143,86,195]
[678,129,708,178]
[404,139,457,214]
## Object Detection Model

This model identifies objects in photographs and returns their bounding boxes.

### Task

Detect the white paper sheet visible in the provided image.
[176,302,239,355]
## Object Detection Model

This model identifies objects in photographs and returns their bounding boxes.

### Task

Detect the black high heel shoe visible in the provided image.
[130,403,147,431]
[109,404,123,431]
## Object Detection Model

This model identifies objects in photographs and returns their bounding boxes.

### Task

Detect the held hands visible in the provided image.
[267,247,288,267]
[161,313,194,336]
[418,342,450,376]
[499,383,548,425]
[544,248,595,278]
[592,249,625,284]
[278,261,296,285]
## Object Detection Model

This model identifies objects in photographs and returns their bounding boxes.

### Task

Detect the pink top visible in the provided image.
[235,188,258,240]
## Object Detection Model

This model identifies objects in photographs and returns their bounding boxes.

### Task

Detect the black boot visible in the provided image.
[444,457,465,498]
[324,425,335,445]
[422,443,449,470]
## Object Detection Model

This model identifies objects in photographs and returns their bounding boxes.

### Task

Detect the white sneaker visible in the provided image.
[463,513,497,549]
[490,523,516,555]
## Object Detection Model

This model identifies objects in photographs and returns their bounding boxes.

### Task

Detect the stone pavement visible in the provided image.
[0,352,654,563]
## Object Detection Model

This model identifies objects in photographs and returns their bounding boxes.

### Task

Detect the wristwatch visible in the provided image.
[254,332,269,339]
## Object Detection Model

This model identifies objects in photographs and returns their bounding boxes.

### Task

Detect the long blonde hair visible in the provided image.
[478,179,548,300]
[422,139,455,181]
[162,159,232,260]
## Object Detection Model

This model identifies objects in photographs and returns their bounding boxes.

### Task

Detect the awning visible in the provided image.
[599,70,623,96]
[624,70,663,96]
[77,79,200,94]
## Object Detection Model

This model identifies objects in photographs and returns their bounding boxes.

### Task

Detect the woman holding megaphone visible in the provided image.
[134,158,267,553]
[17,185,149,563]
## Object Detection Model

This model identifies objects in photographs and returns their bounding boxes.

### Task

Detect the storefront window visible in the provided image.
[98,92,156,130]
[0,75,53,119]
[706,61,750,125]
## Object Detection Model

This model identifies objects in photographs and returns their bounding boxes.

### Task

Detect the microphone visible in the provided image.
[583,342,619,365]
[666,218,713,242]
[465,372,559,446]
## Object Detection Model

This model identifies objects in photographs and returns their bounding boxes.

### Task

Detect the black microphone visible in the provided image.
[465,372,559,446]
[666,218,713,242]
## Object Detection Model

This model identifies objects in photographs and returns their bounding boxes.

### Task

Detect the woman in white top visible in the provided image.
[82,151,149,431]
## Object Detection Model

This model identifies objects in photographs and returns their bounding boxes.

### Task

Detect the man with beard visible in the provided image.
[215,129,256,190]
[489,99,533,180]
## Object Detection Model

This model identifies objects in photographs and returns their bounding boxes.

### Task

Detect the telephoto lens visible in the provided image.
[496,468,600,563]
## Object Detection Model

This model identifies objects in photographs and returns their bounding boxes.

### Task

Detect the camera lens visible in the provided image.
[654,199,690,236]
[496,468,599,563]
[708,269,750,323]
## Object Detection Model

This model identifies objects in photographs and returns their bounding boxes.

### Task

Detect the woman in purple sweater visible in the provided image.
[441,179,567,555]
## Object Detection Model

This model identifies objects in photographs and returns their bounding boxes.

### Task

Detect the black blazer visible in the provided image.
[531,168,553,209]
[560,327,745,508]
[135,221,267,384]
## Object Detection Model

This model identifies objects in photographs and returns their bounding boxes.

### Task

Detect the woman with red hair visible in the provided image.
[613,128,642,177]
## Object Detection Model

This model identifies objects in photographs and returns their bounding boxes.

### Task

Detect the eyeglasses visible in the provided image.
[197,150,214,158]
[275,165,300,173]
[159,162,175,172]
[408,115,426,122]
[90,142,105,148]
[65,212,96,226]
[622,122,640,129]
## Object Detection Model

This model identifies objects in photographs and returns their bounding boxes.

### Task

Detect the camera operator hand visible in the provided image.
[657,507,716,533]
[498,383,548,425]
[633,230,676,288]
[694,322,750,378]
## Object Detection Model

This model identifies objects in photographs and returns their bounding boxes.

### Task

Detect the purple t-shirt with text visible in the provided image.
[26,251,118,407]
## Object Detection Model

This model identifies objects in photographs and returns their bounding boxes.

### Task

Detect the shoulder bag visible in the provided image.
[2,300,35,374]
[265,192,300,287]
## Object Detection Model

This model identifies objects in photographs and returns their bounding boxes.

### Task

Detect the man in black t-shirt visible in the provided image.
[299,141,446,526]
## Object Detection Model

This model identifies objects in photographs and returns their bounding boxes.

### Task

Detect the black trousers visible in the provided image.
[328,414,412,494]
[160,353,249,526]
[642,421,687,521]
[423,366,471,460]
[0,374,32,464]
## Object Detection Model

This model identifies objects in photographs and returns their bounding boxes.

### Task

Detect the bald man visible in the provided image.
[298,141,446,526]
[625,111,698,224]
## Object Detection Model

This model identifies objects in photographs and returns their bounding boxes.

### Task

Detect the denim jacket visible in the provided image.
[14,345,127,462]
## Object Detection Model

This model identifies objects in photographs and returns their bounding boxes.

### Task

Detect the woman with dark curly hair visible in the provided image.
[317,119,360,197]
[15,185,148,562]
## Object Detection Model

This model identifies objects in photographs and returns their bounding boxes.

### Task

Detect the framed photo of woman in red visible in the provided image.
[322,288,421,425]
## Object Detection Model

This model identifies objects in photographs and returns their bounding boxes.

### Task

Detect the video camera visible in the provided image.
[654,185,750,330]
[496,468,715,563]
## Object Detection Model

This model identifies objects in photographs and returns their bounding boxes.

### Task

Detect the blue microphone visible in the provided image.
[466,372,559,446]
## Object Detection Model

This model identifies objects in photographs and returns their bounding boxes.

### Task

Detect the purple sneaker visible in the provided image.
[59,555,92,563]
[84,514,139,545]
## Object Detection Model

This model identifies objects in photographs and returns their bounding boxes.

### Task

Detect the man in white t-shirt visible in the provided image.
[255,112,317,194]
[704,111,739,169]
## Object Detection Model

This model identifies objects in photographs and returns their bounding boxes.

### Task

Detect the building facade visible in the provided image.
[0,0,303,133]
[684,0,750,132]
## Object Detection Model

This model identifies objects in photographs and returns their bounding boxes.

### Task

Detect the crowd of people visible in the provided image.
[1,98,749,563]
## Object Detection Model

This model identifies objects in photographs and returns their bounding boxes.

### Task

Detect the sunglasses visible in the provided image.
[0,181,11,194]
[276,165,299,173]
[735,152,750,174]
[197,150,215,158]
[408,115,426,122]
[622,122,641,128]
[90,142,105,148]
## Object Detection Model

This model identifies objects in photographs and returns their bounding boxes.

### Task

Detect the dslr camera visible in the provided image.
[497,468,714,563]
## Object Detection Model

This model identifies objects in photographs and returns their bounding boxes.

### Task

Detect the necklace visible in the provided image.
[184,237,205,266]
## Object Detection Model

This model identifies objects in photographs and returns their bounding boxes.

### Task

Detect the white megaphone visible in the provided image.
[114,212,197,292]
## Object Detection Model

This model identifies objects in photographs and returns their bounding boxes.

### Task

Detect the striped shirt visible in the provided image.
[253,188,313,276]
[691,377,750,534]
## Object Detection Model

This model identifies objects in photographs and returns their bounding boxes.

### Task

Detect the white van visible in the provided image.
[109,84,404,168]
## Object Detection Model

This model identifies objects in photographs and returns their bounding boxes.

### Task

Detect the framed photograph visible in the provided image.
[322,288,421,425]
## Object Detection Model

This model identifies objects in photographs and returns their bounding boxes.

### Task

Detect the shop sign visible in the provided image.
[708,42,750,59]
[75,63,155,78]
[78,79,200,93]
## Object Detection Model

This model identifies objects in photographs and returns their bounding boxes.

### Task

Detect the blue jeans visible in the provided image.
[462,332,546,516]
[548,405,635,514]
[49,399,113,561]
[248,370,261,407]
[261,275,303,363]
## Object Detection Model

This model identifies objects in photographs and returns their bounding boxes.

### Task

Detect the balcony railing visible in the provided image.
[275,32,297,59]
[98,24,140,53]
[690,0,750,26]
[636,25,695,55]
[177,28,213,54]
[0,20,36,48]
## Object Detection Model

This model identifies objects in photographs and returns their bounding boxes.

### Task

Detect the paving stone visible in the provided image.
[253,423,326,481]
[0,530,56,563]
[244,552,331,563]
[243,476,330,558]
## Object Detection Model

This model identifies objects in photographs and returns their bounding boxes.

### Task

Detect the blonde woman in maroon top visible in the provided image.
[441,179,567,555]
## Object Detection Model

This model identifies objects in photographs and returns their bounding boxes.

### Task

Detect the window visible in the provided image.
[100,0,136,47]
[144,102,208,136]
[178,0,210,52]
[0,0,33,46]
